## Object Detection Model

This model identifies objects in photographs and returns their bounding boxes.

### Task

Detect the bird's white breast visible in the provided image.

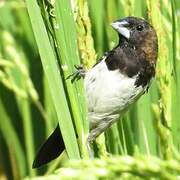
[84,58,144,129]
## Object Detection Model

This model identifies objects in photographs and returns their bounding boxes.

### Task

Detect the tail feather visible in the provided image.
[32,124,65,168]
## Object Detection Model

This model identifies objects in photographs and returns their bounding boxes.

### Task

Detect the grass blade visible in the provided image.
[25,0,80,159]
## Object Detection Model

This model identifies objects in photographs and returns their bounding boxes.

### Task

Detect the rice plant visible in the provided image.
[0,0,179,179]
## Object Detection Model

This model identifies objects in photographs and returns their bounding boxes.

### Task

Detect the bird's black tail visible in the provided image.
[32,124,65,168]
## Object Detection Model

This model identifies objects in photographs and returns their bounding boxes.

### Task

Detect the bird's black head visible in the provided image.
[111,16,158,63]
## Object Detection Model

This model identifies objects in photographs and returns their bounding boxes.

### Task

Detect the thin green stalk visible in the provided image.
[1,30,36,176]
[88,0,105,56]
[0,99,26,178]
[25,0,80,159]
[51,0,89,157]
[147,0,174,159]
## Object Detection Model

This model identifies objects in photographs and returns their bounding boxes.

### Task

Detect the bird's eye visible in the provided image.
[136,25,144,31]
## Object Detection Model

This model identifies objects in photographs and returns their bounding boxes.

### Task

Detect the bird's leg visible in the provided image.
[86,139,94,159]
[86,117,115,158]
[86,130,99,159]
[66,65,86,83]
[86,128,102,159]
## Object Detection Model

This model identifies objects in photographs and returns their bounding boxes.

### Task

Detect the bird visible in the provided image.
[32,16,158,168]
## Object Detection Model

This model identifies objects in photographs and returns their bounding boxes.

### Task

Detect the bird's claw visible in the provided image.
[66,65,86,83]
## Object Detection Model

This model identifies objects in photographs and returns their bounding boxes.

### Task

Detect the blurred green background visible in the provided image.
[0,0,180,179]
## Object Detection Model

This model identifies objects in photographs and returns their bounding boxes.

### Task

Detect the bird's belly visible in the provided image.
[84,60,144,128]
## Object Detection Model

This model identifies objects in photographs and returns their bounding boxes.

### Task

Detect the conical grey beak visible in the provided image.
[111,20,130,39]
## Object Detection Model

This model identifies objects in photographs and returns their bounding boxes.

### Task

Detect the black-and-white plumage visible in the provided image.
[85,58,145,142]
[33,16,158,168]
[86,16,158,142]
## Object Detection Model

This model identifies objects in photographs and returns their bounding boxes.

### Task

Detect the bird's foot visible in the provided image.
[66,65,86,83]
[86,133,96,159]
[86,141,94,159]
